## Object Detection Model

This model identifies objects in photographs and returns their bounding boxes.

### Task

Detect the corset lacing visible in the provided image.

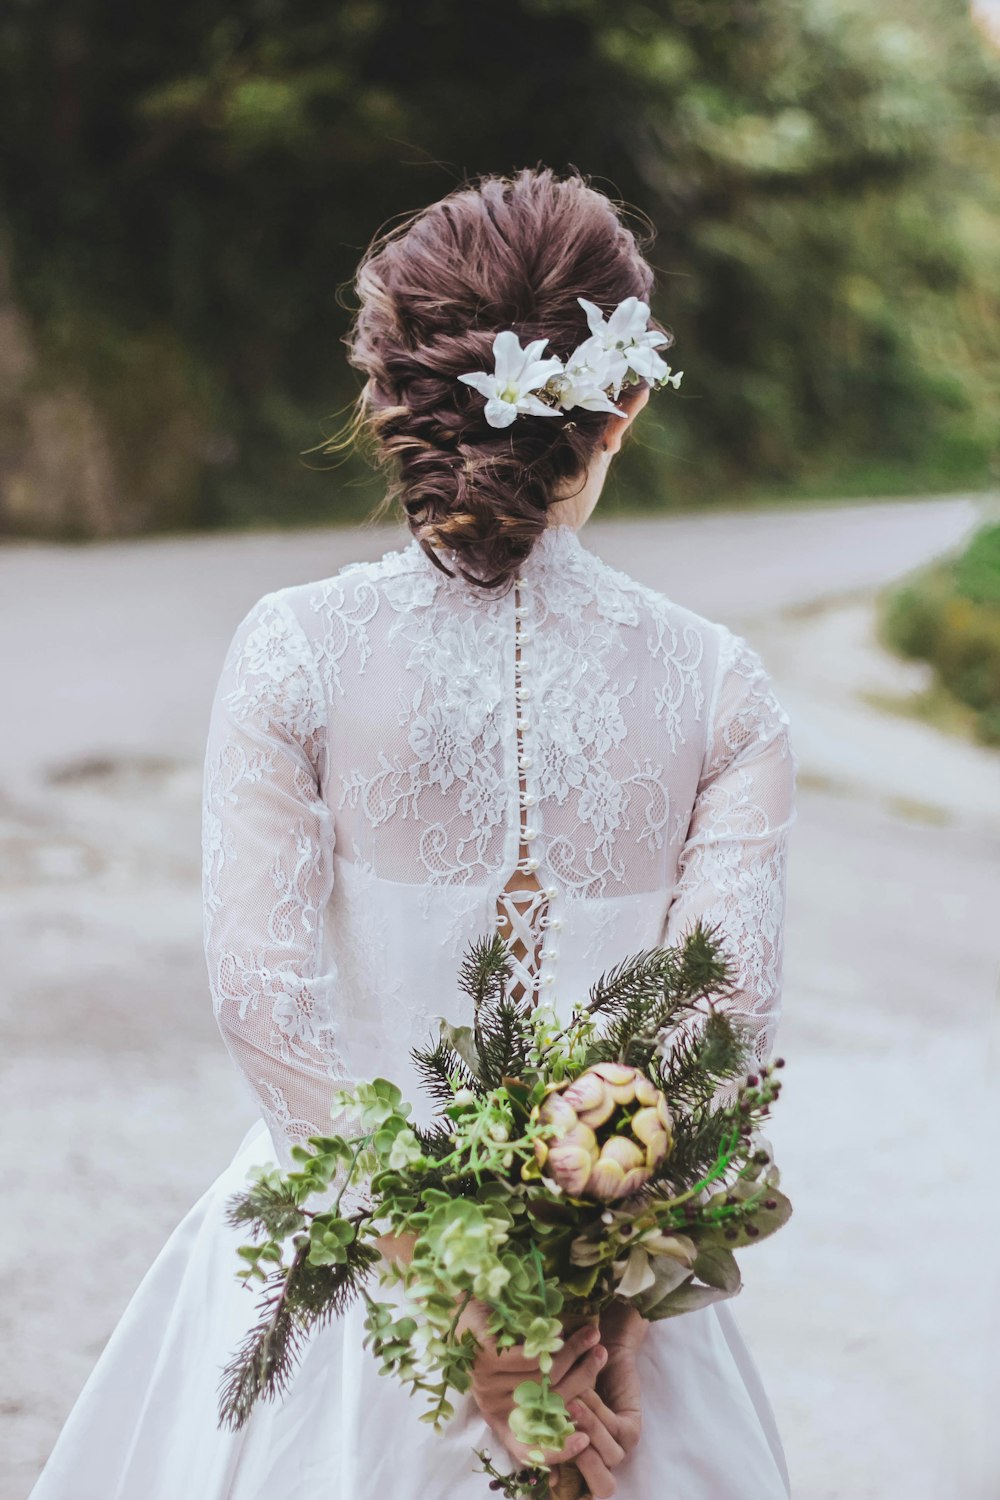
[494,565,560,1006]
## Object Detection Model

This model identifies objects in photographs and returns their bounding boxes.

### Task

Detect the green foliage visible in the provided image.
[223,1166,308,1240]
[218,1236,381,1429]
[655,1005,758,1138]
[307,1212,357,1267]
[508,1377,577,1463]
[217,916,788,1500]
[954,520,1000,606]
[880,518,1000,744]
[1,0,998,531]
[411,1036,481,1110]
[581,922,747,1079]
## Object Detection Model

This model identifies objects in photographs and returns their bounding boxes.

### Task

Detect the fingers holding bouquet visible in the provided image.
[462,1305,608,1467]
[483,1328,625,1499]
[220,924,792,1500]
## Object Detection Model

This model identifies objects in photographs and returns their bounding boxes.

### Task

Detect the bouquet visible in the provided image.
[217,920,791,1500]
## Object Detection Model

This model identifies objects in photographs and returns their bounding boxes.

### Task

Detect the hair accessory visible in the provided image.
[458,297,682,430]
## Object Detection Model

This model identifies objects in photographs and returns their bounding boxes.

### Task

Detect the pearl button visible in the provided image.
[516,717,530,731]
[523,826,538,840]
[543,975,555,986]
[516,686,531,700]
[516,631,531,645]
[545,886,557,898]
[550,918,562,931]
[547,948,559,961]
[519,756,532,769]
[523,792,535,805]
[523,858,539,872]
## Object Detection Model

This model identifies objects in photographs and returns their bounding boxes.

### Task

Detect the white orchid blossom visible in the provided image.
[548,346,628,418]
[458,298,683,428]
[577,295,678,392]
[457,329,565,429]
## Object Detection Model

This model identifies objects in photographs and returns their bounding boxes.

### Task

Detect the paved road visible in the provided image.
[1,494,998,1500]
[0,495,985,790]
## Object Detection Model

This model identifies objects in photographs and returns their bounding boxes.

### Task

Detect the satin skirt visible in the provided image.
[27,1117,792,1500]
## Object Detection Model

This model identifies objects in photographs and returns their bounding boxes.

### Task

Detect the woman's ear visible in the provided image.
[603,384,651,455]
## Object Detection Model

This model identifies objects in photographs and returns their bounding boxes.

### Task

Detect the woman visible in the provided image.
[28,165,796,1499]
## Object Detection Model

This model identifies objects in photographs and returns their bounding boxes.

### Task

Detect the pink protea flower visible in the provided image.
[532,1063,674,1202]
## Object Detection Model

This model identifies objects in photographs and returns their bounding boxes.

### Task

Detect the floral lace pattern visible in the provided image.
[201,523,798,1177]
[660,628,798,1072]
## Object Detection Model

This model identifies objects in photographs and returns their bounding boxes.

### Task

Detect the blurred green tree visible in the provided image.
[0,0,998,533]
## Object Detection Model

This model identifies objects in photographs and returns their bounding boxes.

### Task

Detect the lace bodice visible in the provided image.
[201,522,799,1181]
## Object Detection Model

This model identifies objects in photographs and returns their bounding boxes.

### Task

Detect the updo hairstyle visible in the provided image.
[340,165,668,592]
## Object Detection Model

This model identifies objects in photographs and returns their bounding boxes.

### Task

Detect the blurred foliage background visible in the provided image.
[879,518,1000,743]
[1,0,999,539]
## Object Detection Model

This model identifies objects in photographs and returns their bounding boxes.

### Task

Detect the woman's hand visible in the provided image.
[371,1236,646,1495]
[456,1298,608,1473]
[372,1227,418,1267]
[561,1301,649,1497]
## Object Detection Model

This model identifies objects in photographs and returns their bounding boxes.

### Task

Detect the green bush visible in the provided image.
[881,521,1000,745]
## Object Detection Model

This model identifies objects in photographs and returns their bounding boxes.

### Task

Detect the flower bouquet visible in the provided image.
[217,919,791,1500]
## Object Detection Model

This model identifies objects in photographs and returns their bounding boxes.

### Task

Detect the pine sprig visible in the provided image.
[410,1037,479,1108]
[217,1238,381,1430]
[585,946,679,1018]
[475,992,533,1089]
[657,1010,752,1113]
[224,1178,307,1241]
[645,1097,747,1197]
[669,919,740,1005]
[458,932,513,1014]
[411,1120,456,1159]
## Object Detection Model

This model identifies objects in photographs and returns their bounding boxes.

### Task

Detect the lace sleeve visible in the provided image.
[661,628,799,1070]
[201,591,363,1193]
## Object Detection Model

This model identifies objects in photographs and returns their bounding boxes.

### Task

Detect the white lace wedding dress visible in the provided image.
[28,520,797,1500]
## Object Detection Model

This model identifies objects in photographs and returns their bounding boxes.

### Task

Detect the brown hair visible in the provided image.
[339,165,669,593]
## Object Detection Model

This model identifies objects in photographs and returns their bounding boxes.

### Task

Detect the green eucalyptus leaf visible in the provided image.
[562,1262,602,1298]
[692,1244,742,1292]
[641,1277,735,1320]
[700,1184,793,1248]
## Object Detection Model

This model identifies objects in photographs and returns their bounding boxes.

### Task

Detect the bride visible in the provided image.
[28,165,796,1500]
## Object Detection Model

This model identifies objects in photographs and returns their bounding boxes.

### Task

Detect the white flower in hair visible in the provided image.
[548,344,628,418]
[457,298,683,426]
[576,295,676,392]
[458,329,565,429]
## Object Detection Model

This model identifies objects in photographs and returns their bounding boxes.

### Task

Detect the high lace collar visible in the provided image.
[404,520,588,588]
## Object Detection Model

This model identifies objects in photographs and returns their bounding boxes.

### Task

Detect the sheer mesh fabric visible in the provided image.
[201,524,798,1199]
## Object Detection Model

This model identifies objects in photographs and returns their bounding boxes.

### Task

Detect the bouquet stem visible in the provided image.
[549,1310,601,1500]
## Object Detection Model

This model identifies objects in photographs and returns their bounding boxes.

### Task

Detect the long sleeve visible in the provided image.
[661,627,799,1071]
[201,590,360,1181]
